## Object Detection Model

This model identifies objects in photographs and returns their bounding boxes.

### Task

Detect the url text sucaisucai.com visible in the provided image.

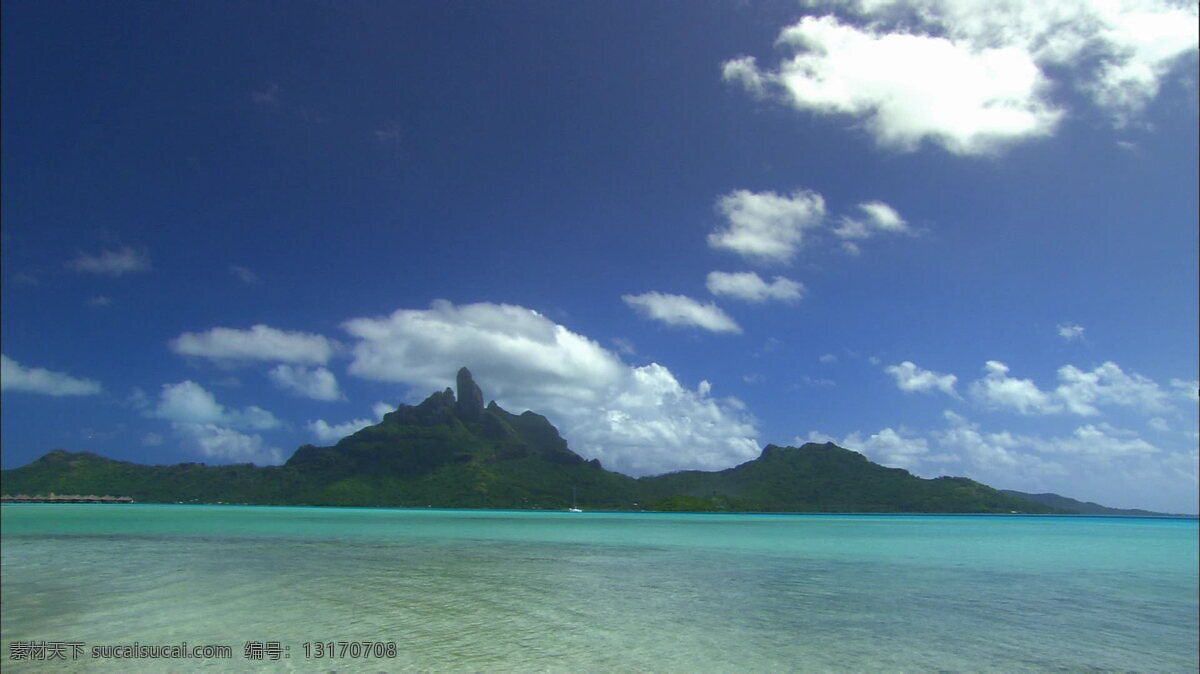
[8,640,233,661]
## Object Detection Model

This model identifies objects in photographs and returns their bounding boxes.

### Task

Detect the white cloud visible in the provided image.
[841,427,932,470]
[832,218,869,242]
[371,401,394,419]
[308,402,394,444]
[88,296,113,307]
[127,387,150,410]
[857,201,910,233]
[173,423,284,465]
[341,300,760,476]
[251,83,281,105]
[0,355,102,396]
[722,56,768,96]
[937,412,1193,511]
[1064,1,1200,123]
[306,418,374,444]
[230,265,259,284]
[798,427,949,472]
[707,189,825,264]
[1054,362,1170,416]
[705,271,805,303]
[798,430,836,445]
[885,361,959,396]
[938,413,1159,463]
[809,411,1192,512]
[152,380,280,430]
[622,292,742,333]
[611,337,637,356]
[152,381,284,464]
[153,381,229,424]
[970,360,1062,414]
[1037,423,1159,457]
[800,427,945,472]
[1148,417,1170,432]
[170,324,335,365]
[1169,378,1199,403]
[268,365,343,401]
[832,201,912,255]
[1057,322,1085,341]
[723,1,1198,153]
[939,1,1197,121]
[724,16,1061,154]
[935,410,1028,470]
[69,246,151,276]
[968,360,1176,417]
[819,353,838,364]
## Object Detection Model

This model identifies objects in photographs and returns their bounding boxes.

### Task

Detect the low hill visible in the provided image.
[640,443,1055,513]
[2,367,1059,513]
[1000,490,1181,517]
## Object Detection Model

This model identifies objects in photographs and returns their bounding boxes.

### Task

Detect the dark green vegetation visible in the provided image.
[639,444,1054,513]
[1001,490,1178,517]
[2,368,1063,513]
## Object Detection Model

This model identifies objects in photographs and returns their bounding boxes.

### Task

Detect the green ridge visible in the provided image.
[1,367,1060,513]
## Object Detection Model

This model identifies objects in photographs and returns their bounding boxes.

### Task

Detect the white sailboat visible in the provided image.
[568,486,583,512]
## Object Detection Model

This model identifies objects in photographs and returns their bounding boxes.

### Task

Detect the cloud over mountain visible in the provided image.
[149,380,284,465]
[341,300,760,476]
[152,380,281,430]
[268,365,343,401]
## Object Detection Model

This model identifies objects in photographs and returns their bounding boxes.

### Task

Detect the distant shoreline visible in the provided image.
[3,500,1195,519]
[1,494,133,504]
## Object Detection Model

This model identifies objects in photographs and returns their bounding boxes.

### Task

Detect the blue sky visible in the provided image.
[2,1,1197,513]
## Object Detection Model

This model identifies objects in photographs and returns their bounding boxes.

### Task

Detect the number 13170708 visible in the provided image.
[302,642,398,659]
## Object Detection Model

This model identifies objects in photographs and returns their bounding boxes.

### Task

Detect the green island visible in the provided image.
[0,368,1133,514]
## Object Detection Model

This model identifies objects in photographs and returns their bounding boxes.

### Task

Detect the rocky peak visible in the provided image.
[455,367,484,420]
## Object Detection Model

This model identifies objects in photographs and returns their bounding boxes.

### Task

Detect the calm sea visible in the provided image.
[1,504,1196,672]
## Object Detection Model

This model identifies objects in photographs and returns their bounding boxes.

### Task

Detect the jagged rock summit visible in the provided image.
[455,367,485,420]
[0,366,1067,513]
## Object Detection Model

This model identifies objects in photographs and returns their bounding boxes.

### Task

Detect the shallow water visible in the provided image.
[2,505,1197,672]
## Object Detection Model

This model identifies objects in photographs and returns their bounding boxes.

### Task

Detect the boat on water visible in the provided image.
[568,486,583,512]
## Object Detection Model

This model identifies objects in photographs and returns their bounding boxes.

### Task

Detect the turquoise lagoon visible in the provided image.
[2,504,1197,672]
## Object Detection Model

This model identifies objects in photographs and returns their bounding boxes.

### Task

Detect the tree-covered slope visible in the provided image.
[0,449,294,504]
[639,443,1059,513]
[2,367,1060,513]
[2,369,637,509]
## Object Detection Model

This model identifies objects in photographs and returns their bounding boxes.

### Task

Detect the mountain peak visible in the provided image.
[456,367,484,420]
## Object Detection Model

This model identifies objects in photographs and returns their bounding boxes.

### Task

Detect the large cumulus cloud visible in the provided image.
[342,300,760,476]
[723,0,1198,154]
